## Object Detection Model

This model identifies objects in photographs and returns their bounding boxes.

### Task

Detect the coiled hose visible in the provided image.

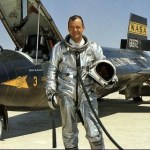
[78,71,123,150]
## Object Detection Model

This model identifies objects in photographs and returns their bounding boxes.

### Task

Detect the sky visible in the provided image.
[0,0,150,49]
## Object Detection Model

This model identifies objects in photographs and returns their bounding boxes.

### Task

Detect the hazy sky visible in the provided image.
[0,0,150,49]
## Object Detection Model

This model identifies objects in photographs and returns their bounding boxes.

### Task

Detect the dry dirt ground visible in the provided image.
[0,92,150,149]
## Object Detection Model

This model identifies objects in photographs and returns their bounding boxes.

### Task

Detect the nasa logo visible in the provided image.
[129,21,147,36]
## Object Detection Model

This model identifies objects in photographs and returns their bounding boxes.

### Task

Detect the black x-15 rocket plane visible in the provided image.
[0,0,150,139]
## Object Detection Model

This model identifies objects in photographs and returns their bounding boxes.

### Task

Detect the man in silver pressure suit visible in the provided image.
[46,15,105,149]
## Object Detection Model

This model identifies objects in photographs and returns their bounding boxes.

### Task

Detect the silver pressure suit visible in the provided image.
[46,35,105,149]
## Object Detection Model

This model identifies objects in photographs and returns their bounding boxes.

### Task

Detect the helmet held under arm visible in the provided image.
[88,60,118,88]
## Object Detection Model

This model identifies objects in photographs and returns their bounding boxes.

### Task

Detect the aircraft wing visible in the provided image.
[0,0,63,49]
[138,68,150,74]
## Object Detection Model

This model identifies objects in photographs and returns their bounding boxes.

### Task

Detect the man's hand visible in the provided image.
[47,93,61,110]
[105,75,118,89]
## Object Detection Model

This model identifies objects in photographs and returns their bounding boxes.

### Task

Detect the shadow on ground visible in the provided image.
[3,98,150,139]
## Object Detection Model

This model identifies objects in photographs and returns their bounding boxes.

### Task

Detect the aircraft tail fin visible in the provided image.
[120,13,150,51]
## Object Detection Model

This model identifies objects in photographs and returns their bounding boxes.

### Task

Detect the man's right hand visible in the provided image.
[47,93,61,110]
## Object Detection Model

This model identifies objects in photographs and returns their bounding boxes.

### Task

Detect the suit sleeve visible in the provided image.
[90,41,106,61]
[45,42,62,95]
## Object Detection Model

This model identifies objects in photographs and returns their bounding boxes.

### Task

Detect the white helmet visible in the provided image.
[88,60,118,88]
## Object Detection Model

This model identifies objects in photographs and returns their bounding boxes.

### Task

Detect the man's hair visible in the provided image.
[68,15,85,28]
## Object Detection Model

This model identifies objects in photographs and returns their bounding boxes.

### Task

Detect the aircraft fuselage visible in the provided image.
[0,47,150,110]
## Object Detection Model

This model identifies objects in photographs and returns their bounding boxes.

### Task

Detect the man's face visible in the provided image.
[68,18,84,43]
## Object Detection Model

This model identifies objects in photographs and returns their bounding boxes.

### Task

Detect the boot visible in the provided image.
[65,146,78,150]
[89,141,105,150]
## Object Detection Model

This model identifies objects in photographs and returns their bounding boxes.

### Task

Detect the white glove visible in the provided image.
[47,93,61,110]
[105,75,118,89]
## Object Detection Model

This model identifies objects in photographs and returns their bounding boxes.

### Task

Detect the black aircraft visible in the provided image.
[0,0,150,140]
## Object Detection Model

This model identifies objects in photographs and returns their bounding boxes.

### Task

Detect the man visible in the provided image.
[46,15,105,149]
